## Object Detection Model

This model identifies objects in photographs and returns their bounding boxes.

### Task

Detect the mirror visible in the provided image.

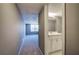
[48,3,63,34]
[48,16,62,33]
[48,17,56,32]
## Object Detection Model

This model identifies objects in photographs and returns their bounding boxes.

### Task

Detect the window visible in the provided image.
[31,25,39,32]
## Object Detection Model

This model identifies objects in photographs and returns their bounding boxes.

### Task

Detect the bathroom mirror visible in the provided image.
[48,16,62,33]
[48,3,63,34]
[48,17,56,32]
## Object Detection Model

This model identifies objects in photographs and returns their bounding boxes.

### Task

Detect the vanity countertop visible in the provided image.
[48,32,62,36]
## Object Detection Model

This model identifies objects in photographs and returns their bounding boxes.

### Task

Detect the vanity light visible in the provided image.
[48,12,57,17]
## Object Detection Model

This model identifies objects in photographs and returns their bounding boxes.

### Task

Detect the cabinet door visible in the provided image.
[50,36,62,52]
[57,37,62,50]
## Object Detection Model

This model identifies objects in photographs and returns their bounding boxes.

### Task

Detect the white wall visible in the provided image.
[0,4,21,54]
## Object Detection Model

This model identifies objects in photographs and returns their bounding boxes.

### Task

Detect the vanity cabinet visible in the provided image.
[48,35,63,55]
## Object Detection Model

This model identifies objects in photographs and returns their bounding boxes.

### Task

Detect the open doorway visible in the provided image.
[17,3,43,55]
[19,14,42,55]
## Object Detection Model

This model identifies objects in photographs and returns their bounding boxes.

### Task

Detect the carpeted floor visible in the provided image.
[19,34,43,55]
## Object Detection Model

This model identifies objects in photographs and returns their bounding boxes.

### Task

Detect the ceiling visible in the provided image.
[17,3,44,14]
[17,3,44,24]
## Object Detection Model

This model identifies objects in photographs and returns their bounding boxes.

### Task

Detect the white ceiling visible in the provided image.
[17,3,44,14]
[17,3,44,24]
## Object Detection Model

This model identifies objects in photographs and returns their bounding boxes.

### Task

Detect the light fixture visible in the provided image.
[48,12,57,17]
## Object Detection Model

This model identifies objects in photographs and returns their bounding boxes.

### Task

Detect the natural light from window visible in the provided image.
[31,24,39,32]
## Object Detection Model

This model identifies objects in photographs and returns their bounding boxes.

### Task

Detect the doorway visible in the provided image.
[17,3,44,55]
[19,14,42,55]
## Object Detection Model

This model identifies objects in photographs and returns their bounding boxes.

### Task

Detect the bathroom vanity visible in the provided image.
[47,17,63,55]
[46,4,65,55]
[48,32,63,55]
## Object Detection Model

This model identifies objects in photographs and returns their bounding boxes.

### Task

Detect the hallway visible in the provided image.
[17,4,44,55]
[20,35,43,55]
